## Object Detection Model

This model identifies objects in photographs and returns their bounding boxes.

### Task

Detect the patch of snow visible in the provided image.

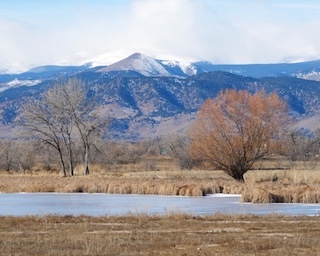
[227,69,243,74]
[293,70,320,81]
[0,79,41,93]
[161,60,198,76]
[130,53,171,76]
[281,55,320,64]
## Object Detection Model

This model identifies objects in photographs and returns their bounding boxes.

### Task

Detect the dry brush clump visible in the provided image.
[241,183,320,203]
[245,168,320,185]
[240,167,320,203]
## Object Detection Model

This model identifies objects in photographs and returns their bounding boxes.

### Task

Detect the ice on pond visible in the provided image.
[0,193,319,217]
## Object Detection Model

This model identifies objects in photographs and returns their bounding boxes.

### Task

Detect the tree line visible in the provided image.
[1,128,320,176]
[0,135,193,173]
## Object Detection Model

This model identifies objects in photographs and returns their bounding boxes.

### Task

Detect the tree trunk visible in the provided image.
[227,166,246,182]
[84,143,90,175]
[67,135,74,176]
[58,149,67,177]
[84,165,90,175]
[68,147,74,176]
[61,162,67,177]
[233,172,245,182]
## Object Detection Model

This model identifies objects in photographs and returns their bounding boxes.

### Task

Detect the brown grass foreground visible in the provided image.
[1,214,320,255]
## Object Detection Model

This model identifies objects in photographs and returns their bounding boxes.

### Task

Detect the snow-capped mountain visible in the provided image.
[97,52,200,77]
[3,52,320,79]
[2,69,320,139]
[96,52,320,79]
[3,53,320,138]
[92,53,320,79]
[97,53,171,76]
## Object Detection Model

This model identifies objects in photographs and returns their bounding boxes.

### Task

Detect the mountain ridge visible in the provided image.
[1,53,320,139]
[4,51,320,77]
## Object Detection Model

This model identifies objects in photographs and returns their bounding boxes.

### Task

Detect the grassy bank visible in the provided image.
[0,170,243,196]
[1,159,320,203]
[243,169,320,203]
[1,214,320,255]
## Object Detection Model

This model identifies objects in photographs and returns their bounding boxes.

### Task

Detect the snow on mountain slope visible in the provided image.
[293,69,320,81]
[281,55,320,64]
[160,60,198,76]
[0,79,41,93]
[98,53,172,77]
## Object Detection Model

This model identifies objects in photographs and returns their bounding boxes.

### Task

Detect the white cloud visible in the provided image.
[1,0,320,72]
[125,0,200,58]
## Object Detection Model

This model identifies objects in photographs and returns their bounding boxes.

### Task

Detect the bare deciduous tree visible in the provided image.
[19,96,68,176]
[0,140,14,171]
[98,141,147,165]
[286,128,320,170]
[66,80,107,175]
[190,89,289,181]
[0,140,36,172]
[165,134,196,170]
[14,140,36,172]
[19,78,106,176]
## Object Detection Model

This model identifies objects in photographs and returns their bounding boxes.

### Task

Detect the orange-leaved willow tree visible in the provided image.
[190,89,289,182]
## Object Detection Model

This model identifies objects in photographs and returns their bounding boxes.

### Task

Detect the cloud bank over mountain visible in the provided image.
[1,0,320,73]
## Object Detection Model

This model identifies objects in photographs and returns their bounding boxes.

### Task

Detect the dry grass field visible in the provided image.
[0,157,244,196]
[1,157,320,203]
[1,214,320,256]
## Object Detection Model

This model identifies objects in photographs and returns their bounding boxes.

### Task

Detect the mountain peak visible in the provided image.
[128,52,144,59]
[96,52,200,77]
[97,52,171,77]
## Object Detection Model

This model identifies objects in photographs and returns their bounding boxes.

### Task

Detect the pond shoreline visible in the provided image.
[0,169,320,203]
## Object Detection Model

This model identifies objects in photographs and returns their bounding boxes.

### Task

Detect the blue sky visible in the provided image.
[1,0,320,72]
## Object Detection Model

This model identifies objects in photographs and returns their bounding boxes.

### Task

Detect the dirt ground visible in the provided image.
[0,214,320,256]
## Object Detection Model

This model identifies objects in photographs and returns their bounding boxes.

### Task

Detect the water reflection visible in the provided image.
[0,193,319,216]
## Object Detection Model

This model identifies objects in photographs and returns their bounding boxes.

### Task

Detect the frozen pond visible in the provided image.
[0,193,319,216]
